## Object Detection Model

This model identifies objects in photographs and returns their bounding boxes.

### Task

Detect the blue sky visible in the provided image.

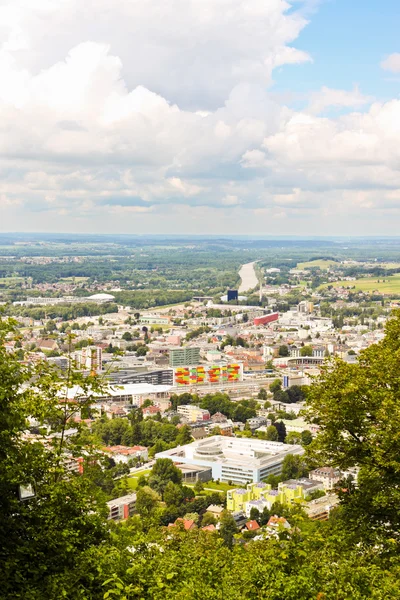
[0,0,399,235]
[275,0,400,103]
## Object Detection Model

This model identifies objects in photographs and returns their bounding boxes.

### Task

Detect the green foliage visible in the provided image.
[281,454,308,480]
[269,379,282,393]
[136,486,160,518]
[257,387,268,400]
[219,510,238,548]
[265,425,278,441]
[300,345,313,357]
[305,310,400,543]
[148,459,182,498]
[278,344,289,357]
[185,326,211,341]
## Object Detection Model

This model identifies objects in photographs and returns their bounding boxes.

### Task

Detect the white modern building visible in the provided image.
[65,383,171,406]
[177,405,210,422]
[74,346,102,371]
[155,436,304,484]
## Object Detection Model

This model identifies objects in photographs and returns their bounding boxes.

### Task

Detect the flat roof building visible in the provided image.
[155,435,304,484]
[107,493,137,521]
[169,347,201,367]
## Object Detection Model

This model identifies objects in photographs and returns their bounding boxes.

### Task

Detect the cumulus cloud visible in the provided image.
[381,53,400,73]
[0,0,311,109]
[307,86,372,115]
[0,0,398,235]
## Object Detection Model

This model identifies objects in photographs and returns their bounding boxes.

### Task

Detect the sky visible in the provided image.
[0,0,400,236]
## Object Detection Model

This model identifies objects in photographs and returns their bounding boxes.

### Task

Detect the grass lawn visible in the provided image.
[186,481,237,493]
[297,259,338,271]
[319,275,400,295]
[126,469,152,490]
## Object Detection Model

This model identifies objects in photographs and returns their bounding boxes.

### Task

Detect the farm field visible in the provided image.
[319,275,400,294]
[297,259,338,271]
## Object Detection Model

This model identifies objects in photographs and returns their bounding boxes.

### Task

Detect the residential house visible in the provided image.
[104,445,148,463]
[309,467,341,491]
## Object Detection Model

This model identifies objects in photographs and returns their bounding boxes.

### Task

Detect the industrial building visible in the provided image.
[155,436,304,484]
[108,368,174,386]
[253,312,279,326]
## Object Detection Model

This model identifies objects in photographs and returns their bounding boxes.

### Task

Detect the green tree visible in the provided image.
[122,331,132,341]
[305,310,400,542]
[163,481,185,507]
[201,512,217,526]
[300,345,313,357]
[257,387,268,400]
[278,344,289,357]
[219,510,238,548]
[136,345,149,356]
[136,485,160,517]
[286,385,305,404]
[148,458,182,498]
[269,379,282,393]
[194,479,205,494]
[281,454,308,481]
[249,507,260,521]
[0,319,109,599]
[273,420,287,443]
[265,425,279,441]
[285,431,302,445]
[301,430,313,446]
[176,424,193,446]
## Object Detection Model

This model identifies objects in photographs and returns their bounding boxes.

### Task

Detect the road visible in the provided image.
[238,261,259,293]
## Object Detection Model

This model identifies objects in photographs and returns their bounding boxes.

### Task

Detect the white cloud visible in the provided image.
[307,86,372,115]
[0,1,399,234]
[381,53,400,73]
[0,0,311,110]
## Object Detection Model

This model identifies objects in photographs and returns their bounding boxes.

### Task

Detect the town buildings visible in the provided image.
[107,493,137,521]
[155,436,304,484]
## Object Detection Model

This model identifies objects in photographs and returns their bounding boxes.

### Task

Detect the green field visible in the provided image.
[186,481,237,493]
[320,275,400,294]
[297,259,338,271]
[126,469,152,490]
[0,276,25,284]
[59,276,89,282]
[380,263,400,270]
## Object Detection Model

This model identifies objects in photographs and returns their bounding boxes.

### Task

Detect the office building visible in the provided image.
[155,436,304,484]
[169,347,201,367]
[109,368,174,386]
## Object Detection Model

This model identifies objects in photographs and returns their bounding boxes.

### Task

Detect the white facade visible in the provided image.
[74,346,102,371]
[156,436,304,484]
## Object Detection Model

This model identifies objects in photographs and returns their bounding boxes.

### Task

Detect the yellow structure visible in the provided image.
[227,482,304,513]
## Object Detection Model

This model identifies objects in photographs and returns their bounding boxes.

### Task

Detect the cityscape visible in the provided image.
[2,0,400,598]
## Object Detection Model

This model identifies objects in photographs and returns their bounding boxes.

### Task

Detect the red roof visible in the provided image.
[201,524,216,532]
[246,520,260,531]
[175,518,196,530]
